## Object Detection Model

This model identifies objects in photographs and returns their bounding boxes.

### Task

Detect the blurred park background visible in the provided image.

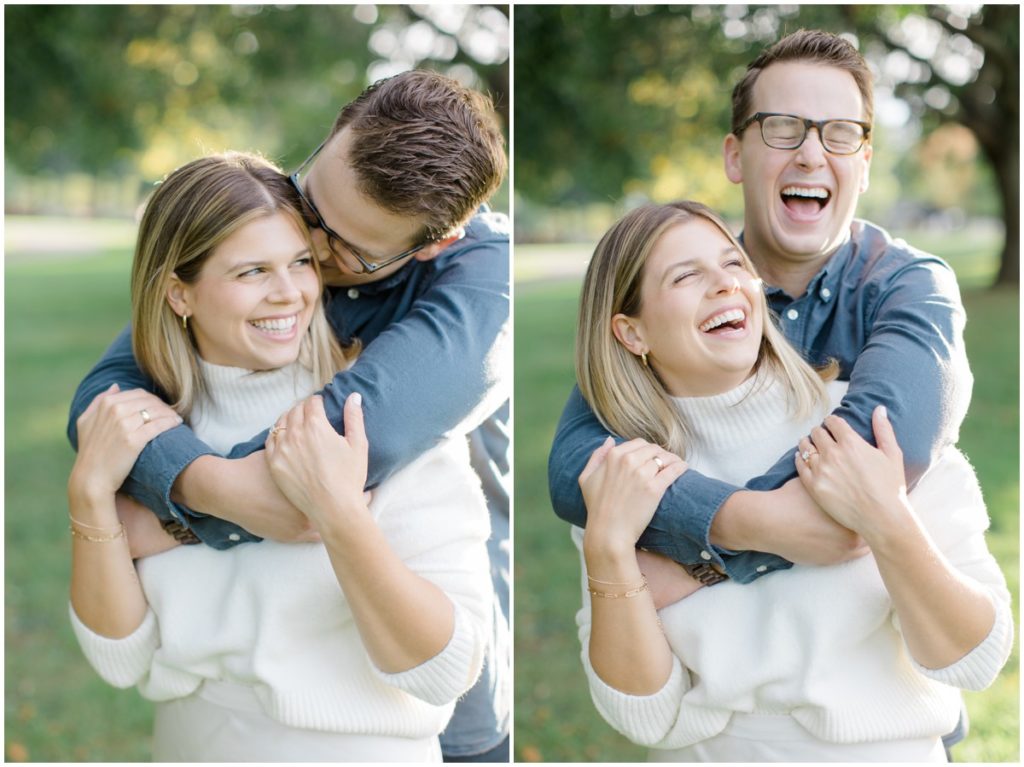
[513,4,1019,763]
[4,4,507,761]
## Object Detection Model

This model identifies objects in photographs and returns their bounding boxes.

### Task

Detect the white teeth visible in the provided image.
[699,309,746,332]
[249,316,297,332]
[781,186,829,199]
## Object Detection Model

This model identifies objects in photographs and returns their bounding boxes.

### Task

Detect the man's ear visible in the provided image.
[165,273,191,319]
[413,226,466,262]
[723,133,743,185]
[859,143,873,194]
[414,226,466,262]
[611,313,647,357]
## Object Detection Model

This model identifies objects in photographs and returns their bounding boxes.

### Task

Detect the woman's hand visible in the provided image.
[69,385,182,505]
[795,406,911,539]
[264,393,368,530]
[579,437,687,554]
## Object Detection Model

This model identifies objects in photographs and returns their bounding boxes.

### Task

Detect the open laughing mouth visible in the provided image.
[781,186,831,217]
[699,308,748,335]
[248,315,298,335]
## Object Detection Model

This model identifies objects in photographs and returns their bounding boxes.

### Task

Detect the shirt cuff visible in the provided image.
[373,601,483,706]
[68,603,159,689]
[908,592,1014,691]
[582,648,687,747]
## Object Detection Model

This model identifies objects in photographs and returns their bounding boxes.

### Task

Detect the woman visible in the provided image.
[571,201,1012,761]
[68,152,491,761]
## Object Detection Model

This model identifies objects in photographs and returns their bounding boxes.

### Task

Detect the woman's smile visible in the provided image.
[620,217,765,398]
[174,212,320,371]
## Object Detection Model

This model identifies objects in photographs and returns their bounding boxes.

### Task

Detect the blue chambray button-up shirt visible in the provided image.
[548,219,972,584]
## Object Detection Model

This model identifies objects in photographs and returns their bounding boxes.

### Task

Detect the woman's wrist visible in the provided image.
[313,496,374,545]
[67,469,118,514]
[583,534,642,580]
[858,494,918,556]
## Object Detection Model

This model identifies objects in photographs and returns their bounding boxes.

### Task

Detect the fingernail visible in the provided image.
[878,405,887,419]
[604,436,614,446]
[351,392,362,407]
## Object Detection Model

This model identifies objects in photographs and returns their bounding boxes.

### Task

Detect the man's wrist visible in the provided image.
[709,489,757,551]
[172,454,223,515]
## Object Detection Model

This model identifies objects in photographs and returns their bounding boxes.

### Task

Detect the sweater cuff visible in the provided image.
[909,592,1014,692]
[583,650,687,746]
[374,601,483,706]
[68,603,159,689]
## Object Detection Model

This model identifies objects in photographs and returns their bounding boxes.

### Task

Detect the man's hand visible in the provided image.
[173,452,320,543]
[712,478,868,566]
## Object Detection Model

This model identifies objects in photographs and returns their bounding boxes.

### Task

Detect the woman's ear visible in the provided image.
[166,273,191,319]
[611,313,647,357]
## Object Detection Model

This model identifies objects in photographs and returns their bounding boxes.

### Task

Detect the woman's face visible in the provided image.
[171,211,320,370]
[616,217,765,397]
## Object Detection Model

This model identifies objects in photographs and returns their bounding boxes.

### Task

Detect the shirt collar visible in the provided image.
[740,228,854,302]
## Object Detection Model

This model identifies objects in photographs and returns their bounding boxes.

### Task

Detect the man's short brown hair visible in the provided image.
[330,70,507,240]
[731,29,874,136]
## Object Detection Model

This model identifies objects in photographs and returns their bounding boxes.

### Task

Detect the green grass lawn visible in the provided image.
[5,245,155,761]
[514,263,1019,761]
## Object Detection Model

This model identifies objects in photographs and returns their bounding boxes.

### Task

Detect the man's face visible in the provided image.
[301,128,441,287]
[723,61,872,268]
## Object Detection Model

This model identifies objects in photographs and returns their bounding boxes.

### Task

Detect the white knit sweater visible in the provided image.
[71,359,493,738]
[575,375,1013,750]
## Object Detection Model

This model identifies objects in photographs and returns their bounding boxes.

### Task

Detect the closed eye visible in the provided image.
[672,271,698,284]
[238,266,266,278]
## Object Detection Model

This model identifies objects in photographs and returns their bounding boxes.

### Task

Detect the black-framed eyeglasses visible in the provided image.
[288,139,431,274]
[736,112,871,156]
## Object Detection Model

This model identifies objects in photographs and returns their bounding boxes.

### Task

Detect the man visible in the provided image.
[549,29,972,752]
[69,70,510,762]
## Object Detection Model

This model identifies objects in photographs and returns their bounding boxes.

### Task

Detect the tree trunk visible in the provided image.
[994,139,1019,286]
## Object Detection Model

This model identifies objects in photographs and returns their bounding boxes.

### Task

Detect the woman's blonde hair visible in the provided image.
[130,151,352,419]
[576,200,833,458]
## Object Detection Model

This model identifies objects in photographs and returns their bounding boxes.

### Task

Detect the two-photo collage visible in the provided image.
[4,3,1019,763]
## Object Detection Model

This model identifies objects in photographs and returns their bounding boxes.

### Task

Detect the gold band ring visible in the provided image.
[140,409,152,425]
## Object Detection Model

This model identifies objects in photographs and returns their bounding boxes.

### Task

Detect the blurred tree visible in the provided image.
[848,4,1018,284]
[514,4,1017,286]
[5,4,508,205]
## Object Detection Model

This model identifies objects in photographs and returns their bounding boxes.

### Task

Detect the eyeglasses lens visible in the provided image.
[761,115,864,155]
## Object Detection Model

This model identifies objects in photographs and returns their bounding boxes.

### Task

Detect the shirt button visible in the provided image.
[786,308,799,320]
[347,288,360,300]
[756,565,768,573]
[699,550,712,561]
[228,533,241,542]
[820,287,832,299]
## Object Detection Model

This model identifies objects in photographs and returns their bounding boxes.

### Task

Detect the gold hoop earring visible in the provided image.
[640,351,648,367]
[182,314,189,331]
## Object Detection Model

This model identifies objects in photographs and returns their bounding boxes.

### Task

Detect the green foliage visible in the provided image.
[5,5,508,183]
[513,235,1018,762]
[513,5,1018,283]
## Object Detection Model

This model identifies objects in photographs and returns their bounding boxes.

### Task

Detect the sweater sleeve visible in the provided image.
[571,526,691,746]
[898,448,1014,691]
[68,603,160,689]
[367,442,492,705]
